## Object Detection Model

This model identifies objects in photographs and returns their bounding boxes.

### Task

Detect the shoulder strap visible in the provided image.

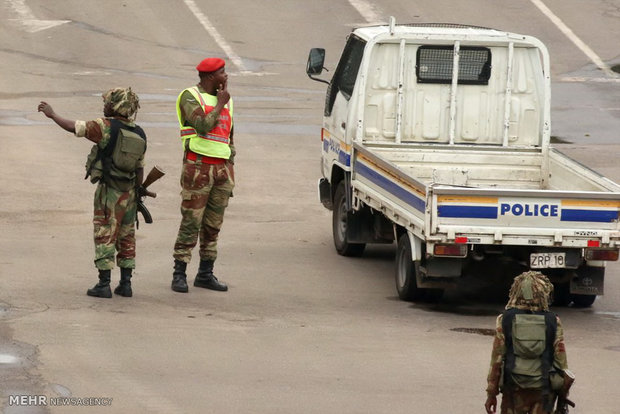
[104,118,122,158]
[541,312,557,397]
[502,308,518,389]
[85,119,120,180]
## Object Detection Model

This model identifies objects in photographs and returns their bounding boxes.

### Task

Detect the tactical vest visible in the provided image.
[85,119,147,191]
[502,309,557,391]
[176,87,233,159]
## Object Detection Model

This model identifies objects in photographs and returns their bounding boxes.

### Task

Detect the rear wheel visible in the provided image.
[395,234,442,302]
[332,181,365,257]
[552,281,571,307]
[571,294,596,308]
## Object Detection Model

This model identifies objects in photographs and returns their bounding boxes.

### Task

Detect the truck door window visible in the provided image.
[416,46,491,85]
[325,36,366,116]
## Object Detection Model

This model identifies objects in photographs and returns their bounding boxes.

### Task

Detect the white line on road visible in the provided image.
[6,0,70,33]
[182,0,251,74]
[560,76,620,84]
[529,0,618,78]
[348,0,383,23]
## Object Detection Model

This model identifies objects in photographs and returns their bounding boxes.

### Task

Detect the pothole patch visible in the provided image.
[451,327,496,336]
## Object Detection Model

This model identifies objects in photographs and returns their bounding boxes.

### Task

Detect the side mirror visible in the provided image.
[306,48,325,75]
[306,48,330,84]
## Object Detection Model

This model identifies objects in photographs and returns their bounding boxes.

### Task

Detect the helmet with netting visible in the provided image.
[102,87,140,120]
[505,271,554,311]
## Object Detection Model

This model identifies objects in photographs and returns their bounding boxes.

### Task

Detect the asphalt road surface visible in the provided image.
[1,1,619,413]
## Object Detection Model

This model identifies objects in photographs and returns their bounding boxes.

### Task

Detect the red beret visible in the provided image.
[196,58,225,73]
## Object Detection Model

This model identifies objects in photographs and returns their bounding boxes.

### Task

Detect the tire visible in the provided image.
[571,294,596,308]
[395,234,426,301]
[552,281,571,307]
[332,181,365,257]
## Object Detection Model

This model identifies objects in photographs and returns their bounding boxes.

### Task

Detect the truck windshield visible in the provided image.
[325,36,366,116]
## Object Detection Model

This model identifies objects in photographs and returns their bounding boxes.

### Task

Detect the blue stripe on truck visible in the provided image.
[561,209,618,223]
[356,162,425,212]
[438,205,498,219]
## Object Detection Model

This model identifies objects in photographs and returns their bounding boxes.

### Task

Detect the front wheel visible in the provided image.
[332,181,365,257]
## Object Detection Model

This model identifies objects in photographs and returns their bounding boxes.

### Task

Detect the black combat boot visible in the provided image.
[194,259,228,291]
[171,260,189,293]
[114,267,133,297]
[87,269,112,298]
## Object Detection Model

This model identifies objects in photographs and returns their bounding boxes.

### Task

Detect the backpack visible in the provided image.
[85,119,146,191]
[502,309,557,390]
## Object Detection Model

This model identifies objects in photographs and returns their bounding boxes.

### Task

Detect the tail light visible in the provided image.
[434,244,467,257]
[585,248,619,261]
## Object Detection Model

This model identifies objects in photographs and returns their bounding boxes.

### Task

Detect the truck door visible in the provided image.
[323,35,365,163]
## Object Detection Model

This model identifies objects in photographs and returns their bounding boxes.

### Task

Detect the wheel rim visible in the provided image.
[396,248,407,289]
[336,199,347,244]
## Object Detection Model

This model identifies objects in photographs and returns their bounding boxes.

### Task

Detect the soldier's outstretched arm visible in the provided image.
[37,101,76,133]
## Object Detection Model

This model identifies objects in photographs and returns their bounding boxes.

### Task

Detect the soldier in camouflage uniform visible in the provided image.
[485,271,570,414]
[171,57,234,293]
[38,88,146,298]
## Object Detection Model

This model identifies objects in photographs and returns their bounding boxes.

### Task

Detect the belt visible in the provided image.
[185,150,226,165]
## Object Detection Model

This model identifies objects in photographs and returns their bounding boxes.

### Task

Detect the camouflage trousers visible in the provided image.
[93,183,137,270]
[173,159,234,263]
[500,389,550,414]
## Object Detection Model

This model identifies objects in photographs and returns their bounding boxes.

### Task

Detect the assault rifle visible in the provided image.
[137,165,165,225]
[552,369,576,414]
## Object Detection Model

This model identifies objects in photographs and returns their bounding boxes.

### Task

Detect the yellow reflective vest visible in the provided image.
[176,87,233,159]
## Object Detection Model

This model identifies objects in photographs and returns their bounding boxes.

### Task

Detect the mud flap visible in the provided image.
[318,178,333,209]
[570,266,604,296]
[416,258,462,289]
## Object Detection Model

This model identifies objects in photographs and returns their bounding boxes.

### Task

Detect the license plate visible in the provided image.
[530,252,566,269]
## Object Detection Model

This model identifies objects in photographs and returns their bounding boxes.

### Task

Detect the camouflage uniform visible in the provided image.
[173,85,235,263]
[92,180,138,269]
[76,88,144,271]
[486,271,569,414]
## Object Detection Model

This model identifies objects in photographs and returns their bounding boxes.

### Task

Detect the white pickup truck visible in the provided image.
[306,18,620,307]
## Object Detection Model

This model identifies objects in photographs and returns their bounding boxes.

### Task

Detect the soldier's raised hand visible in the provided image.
[37,101,55,118]
[216,81,230,106]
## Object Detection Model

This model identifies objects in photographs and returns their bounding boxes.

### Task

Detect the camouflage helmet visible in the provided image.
[102,87,140,119]
[505,271,554,312]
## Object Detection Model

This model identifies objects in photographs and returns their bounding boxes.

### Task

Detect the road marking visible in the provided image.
[348,0,382,23]
[0,353,18,364]
[6,0,70,33]
[529,0,618,78]
[560,76,620,84]
[182,0,251,74]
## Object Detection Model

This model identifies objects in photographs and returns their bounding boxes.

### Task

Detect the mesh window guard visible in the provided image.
[417,46,491,85]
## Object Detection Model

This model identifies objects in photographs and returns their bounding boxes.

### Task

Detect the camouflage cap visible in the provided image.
[102,87,140,119]
[505,270,554,312]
